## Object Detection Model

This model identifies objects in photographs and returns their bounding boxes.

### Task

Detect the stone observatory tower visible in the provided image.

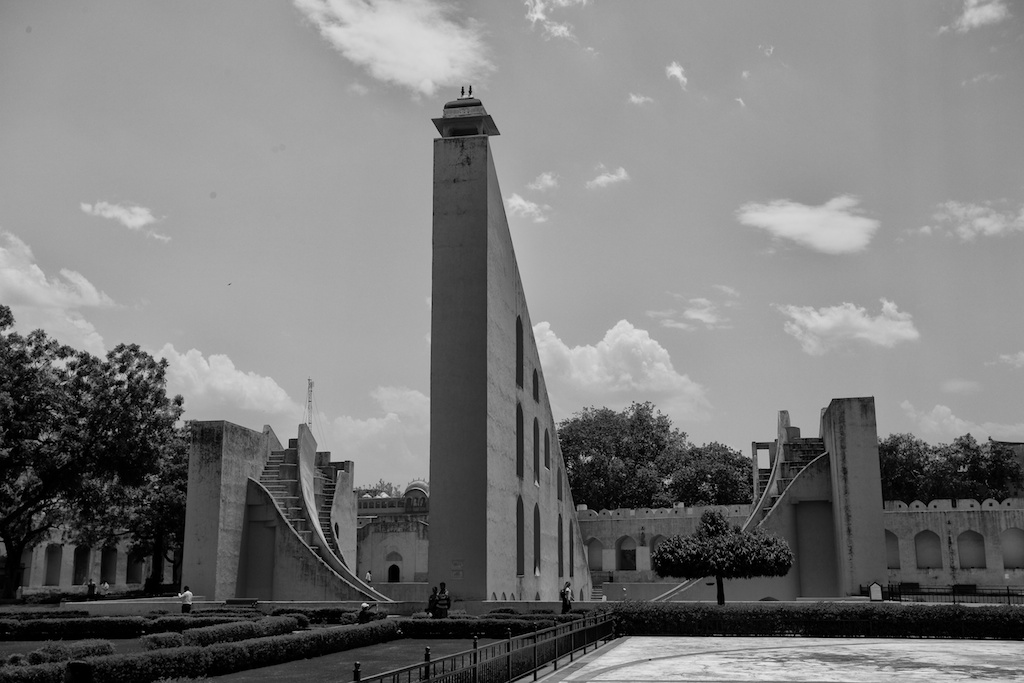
[428,94,591,602]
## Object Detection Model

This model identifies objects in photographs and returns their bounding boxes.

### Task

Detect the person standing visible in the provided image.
[365,570,372,584]
[86,578,96,600]
[427,586,439,618]
[561,581,573,614]
[435,582,451,618]
[177,585,193,614]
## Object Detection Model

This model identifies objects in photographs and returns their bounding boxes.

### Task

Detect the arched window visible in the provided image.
[72,546,91,585]
[958,530,986,569]
[616,536,637,571]
[915,530,941,569]
[516,497,525,576]
[533,504,541,575]
[885,530,900,569]
[569,528,574,577]
[586,538,603,571]
[126,551,145,584]
[544,430,550,469]
[532,369,539,402]
[533,418,540,484]
[557,470,563,501]
[516,316,524,388]
[1001,528,1024,569]
[516,404,524,478]
[101,547,118,584]
[558,514,564,577]
[44,544,62,586]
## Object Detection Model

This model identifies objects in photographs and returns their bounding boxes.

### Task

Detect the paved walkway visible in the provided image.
[542,636,1024,682]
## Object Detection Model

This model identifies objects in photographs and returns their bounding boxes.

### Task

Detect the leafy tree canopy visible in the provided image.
[558,402,752,510]
[878,433,1022,503]
[651,509,793,604]
[0,305,183,596]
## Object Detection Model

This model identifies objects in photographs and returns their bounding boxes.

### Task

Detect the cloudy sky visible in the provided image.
[2,1,1023,486]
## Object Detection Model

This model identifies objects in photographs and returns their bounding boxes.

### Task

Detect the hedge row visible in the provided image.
[267,607,363,624]
[611,602,1024,639]
[0,615,261,641]
[0,611,89,621]
[141,616,300,650]
[0,620,400,683]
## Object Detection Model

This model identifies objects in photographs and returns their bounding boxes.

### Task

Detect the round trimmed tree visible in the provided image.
[651,509,793,605]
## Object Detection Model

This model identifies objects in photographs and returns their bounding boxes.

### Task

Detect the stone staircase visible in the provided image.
[589,571,604,600]
[760,437,825,517]
[315,465,342,560]
[259,448,342,562]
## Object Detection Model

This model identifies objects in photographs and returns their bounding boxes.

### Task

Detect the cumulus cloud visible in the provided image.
[527,172,559,192]
[941,379,982,395]
[325,386,430,482]
[585,165,629,190]
[628,93,653,105]
[159,344,304,416]
[80,201,169,242]
[666,61,687,90]
[506,193,552,223]
[775,298,920,355]
[534,319,711,421]
[648,299,731,331]
[0,231,113,354]
[293,0,494,96]
[525,0,588,41]
[901,400,1024,442]
[961,73,1002,87]
[941,0,1011,33]
[994,351,1024,369]
[736,195,880,254]
[919,201,1024,240]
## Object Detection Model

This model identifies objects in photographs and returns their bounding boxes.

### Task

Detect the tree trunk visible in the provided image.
[716,574,725,605]
[147,534,165,593]
[0,537,26,600]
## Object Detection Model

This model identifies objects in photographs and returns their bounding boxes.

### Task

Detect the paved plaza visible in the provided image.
[542,636,1024,682]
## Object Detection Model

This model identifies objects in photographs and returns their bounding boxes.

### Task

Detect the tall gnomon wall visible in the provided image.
[428,100,591,601]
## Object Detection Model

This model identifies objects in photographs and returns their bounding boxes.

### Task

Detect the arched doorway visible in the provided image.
[616,536,637,571]
[388,564,400,582]
[586,538,603,571]
[73,546,91,585]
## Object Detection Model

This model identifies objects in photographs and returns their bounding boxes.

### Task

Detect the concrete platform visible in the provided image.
[543,636,1024,682]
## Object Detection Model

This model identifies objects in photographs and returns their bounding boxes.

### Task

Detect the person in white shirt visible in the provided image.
[177,585,193,614]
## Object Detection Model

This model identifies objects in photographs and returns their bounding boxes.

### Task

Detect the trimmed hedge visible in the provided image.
[0,617,149,640]
[268,606,360,624]
[140,632,184,651]
[611,602,1024,640]
[0,662,63,683]
[26,640,114,665]
[85,619,400,682]
[0,611,89,621]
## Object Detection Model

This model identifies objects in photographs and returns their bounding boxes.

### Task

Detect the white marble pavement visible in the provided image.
[541,636,1024,682]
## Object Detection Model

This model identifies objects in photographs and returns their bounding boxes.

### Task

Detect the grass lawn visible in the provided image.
[208,638,499,682]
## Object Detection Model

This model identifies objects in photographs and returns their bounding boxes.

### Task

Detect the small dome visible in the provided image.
[404,480,430,497]
[376,491,389,499]
[444,97,482,109]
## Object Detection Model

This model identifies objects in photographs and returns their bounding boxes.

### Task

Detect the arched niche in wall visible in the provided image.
[1001,528,1024,569]
[914,530,941,569]
[885,530,900,569]
[957,530,986,569]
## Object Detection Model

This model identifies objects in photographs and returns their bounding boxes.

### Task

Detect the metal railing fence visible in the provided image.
[351,612,615,683]
[861,583,1024,605]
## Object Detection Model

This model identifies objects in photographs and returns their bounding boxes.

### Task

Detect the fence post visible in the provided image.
[472,636,479,683]
[532,625,540,681]
[553,621,560,671]
[423,646,431,682]
[352,662,361,682]
[506,628,513,682]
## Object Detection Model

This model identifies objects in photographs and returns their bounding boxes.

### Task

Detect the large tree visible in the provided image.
[651,509,793,605]
[667,442,753,507]
[558,402,688,510]
[878,433,1022,502]
[0,306,183,597]
[558,403,753,510]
